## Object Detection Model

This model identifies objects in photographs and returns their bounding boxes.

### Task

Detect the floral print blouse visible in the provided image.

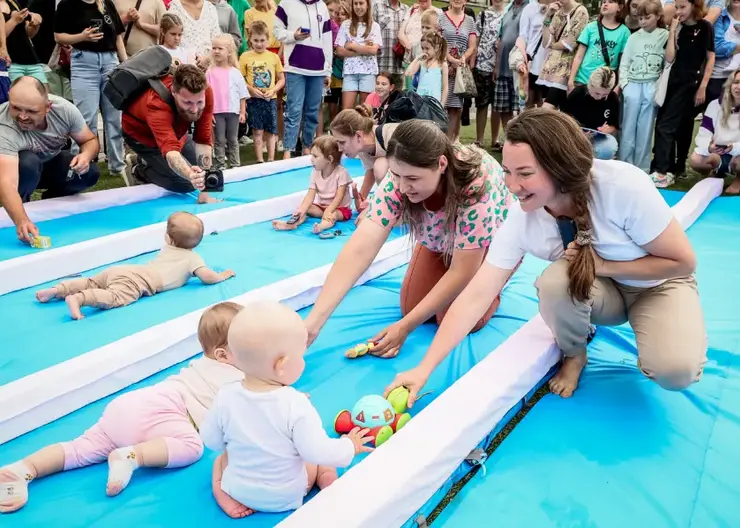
[537,3,589,91]
[366,150,513,254]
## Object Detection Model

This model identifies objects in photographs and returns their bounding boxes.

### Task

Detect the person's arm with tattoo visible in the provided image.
[165,151,205,189]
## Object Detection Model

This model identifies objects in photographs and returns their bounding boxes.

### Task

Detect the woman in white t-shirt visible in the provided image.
[385,108,707,406]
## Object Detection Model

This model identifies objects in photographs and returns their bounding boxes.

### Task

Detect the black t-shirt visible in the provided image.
[3,0,40,65]
[671,19,715,84]
[30,0,57,64]
[562,85,620,130]
[54,0,124,53]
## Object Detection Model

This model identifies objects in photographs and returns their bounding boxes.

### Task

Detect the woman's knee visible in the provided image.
[535,259,570,305]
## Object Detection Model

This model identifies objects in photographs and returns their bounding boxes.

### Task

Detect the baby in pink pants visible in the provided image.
[0,302,245,514]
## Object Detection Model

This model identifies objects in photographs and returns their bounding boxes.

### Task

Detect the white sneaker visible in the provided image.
[650,172,675,188]
[277,140,285,151]
[239,136,253,146]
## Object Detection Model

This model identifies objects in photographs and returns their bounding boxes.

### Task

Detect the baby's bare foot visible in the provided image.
[312,219,335,234]
[272,220,298,231]
[36,287,58,303]
[197,193,221,204]
[548,353,588,398]
[213,485,253,518]
[65,295,84,320]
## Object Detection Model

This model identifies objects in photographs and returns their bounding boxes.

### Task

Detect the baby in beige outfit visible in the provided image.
[36,212,236,320]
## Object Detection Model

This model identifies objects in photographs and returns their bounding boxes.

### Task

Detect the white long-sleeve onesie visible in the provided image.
[201,383,355,512]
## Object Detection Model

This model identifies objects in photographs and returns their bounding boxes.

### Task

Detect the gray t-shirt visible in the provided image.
[497,1,526,78]
[0,95,86,162]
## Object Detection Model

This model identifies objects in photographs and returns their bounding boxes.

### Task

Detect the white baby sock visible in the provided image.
[0,461,34,512]
[106,447,140,496]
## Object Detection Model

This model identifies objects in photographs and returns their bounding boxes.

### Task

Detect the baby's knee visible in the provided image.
[164,435,204,468]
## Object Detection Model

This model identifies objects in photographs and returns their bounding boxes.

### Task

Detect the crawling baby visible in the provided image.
[36,211,235,320]
[200,301,374,518]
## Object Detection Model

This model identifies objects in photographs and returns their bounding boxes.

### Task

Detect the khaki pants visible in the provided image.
[55,266,156,309]
[536,259,707,391]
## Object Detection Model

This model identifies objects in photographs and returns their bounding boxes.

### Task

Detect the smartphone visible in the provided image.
[90,18,103,32]
[556,216,577,250]
[299,27,310,34]
[714,144,728,150]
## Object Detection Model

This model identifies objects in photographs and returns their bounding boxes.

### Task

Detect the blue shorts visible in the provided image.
[247,98,278,135]
[9,63,47,83]
[342,73,375,93]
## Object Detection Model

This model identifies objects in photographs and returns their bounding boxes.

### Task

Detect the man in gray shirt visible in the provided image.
[0,77,100,243]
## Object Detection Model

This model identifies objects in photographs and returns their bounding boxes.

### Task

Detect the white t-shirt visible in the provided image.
[487,159,675,288]
[519,2,547,76]
[201,384,355,512]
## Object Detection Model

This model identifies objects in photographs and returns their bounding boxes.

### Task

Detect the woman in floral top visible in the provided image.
[536,0,589,109]
[305,119,513,358]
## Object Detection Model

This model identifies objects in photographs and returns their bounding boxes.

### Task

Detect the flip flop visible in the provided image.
[318,229,342,239]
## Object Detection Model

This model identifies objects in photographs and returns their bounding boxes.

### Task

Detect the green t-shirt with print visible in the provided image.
[575,21,631,85]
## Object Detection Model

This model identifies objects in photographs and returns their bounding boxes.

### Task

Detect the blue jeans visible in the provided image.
[284,73,324,152]
[618,81,657,172]
[18,150,100,202]
[70,50,125,174]
[592,133,619,160]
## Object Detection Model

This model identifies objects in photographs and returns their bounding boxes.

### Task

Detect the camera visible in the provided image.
[204,168,224,192]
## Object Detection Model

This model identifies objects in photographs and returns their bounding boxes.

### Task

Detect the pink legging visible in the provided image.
[62,383,204,470]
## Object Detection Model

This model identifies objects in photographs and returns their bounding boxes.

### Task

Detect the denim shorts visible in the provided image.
[342,73,375,93]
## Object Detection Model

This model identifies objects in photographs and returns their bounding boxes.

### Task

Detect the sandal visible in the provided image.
[318,229,342,239]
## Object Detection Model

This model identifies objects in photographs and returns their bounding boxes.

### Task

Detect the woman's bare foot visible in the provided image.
[726,176,740,195]
[315,466,338,489]
[312,219,335,234]
[65,295,84,320]
[548,353,588,398]
[0,466,29,513]
[197,192,221,204]
[36,287,59,303]
[213,485,253,518]
[272,220,299,231]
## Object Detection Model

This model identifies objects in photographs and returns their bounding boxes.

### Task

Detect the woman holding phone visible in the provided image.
[54,0,128,180]
[1,1,45,83]
[385,108,707,406]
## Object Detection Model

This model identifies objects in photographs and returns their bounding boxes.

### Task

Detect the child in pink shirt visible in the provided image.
[272,135,353,235]
[206,35,249,169]
[0,302,245,514]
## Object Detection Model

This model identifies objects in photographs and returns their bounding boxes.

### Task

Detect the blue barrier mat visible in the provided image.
[1,216,399,386]
[0,159,364,261]
[434,194,740,528]
[0,253,548,527]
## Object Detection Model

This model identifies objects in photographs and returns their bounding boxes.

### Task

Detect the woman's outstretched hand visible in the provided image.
[383,366,432,409]
[370,322,409,358]
[305,318,321,347]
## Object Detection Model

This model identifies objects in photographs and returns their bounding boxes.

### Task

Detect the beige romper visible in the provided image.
[55,245,207,309]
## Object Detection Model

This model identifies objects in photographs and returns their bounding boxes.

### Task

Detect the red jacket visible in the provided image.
[122,76,214,155]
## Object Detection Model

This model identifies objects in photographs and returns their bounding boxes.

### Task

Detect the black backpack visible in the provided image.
[378,90,449,133]
[104,46,174,111]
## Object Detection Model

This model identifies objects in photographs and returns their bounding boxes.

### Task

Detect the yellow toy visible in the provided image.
[30,236,52,249]
[345,340,376,359]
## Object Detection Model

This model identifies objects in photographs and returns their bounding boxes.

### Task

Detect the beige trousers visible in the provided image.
[535,259,708,391]
[55,266,156,309]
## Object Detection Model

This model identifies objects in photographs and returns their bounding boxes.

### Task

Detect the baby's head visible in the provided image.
[198,301,243,363]
[227,301,307,386]
[166,211,204,249]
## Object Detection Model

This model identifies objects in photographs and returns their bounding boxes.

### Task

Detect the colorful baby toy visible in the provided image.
[345,340,377,359]
[30,236,52,249]
[334,387,412,447]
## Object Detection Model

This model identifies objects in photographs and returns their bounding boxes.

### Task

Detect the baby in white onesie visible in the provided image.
[725,23,740,72]
[200,301,374,518]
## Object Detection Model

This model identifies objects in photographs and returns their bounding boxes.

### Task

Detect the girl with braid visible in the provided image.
[386,108,707,406]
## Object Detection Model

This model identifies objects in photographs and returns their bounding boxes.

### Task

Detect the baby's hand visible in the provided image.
[345,426,374,455]
[221,270,236,280]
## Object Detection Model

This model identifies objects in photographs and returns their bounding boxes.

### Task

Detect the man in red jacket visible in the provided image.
[122,64,217,203]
